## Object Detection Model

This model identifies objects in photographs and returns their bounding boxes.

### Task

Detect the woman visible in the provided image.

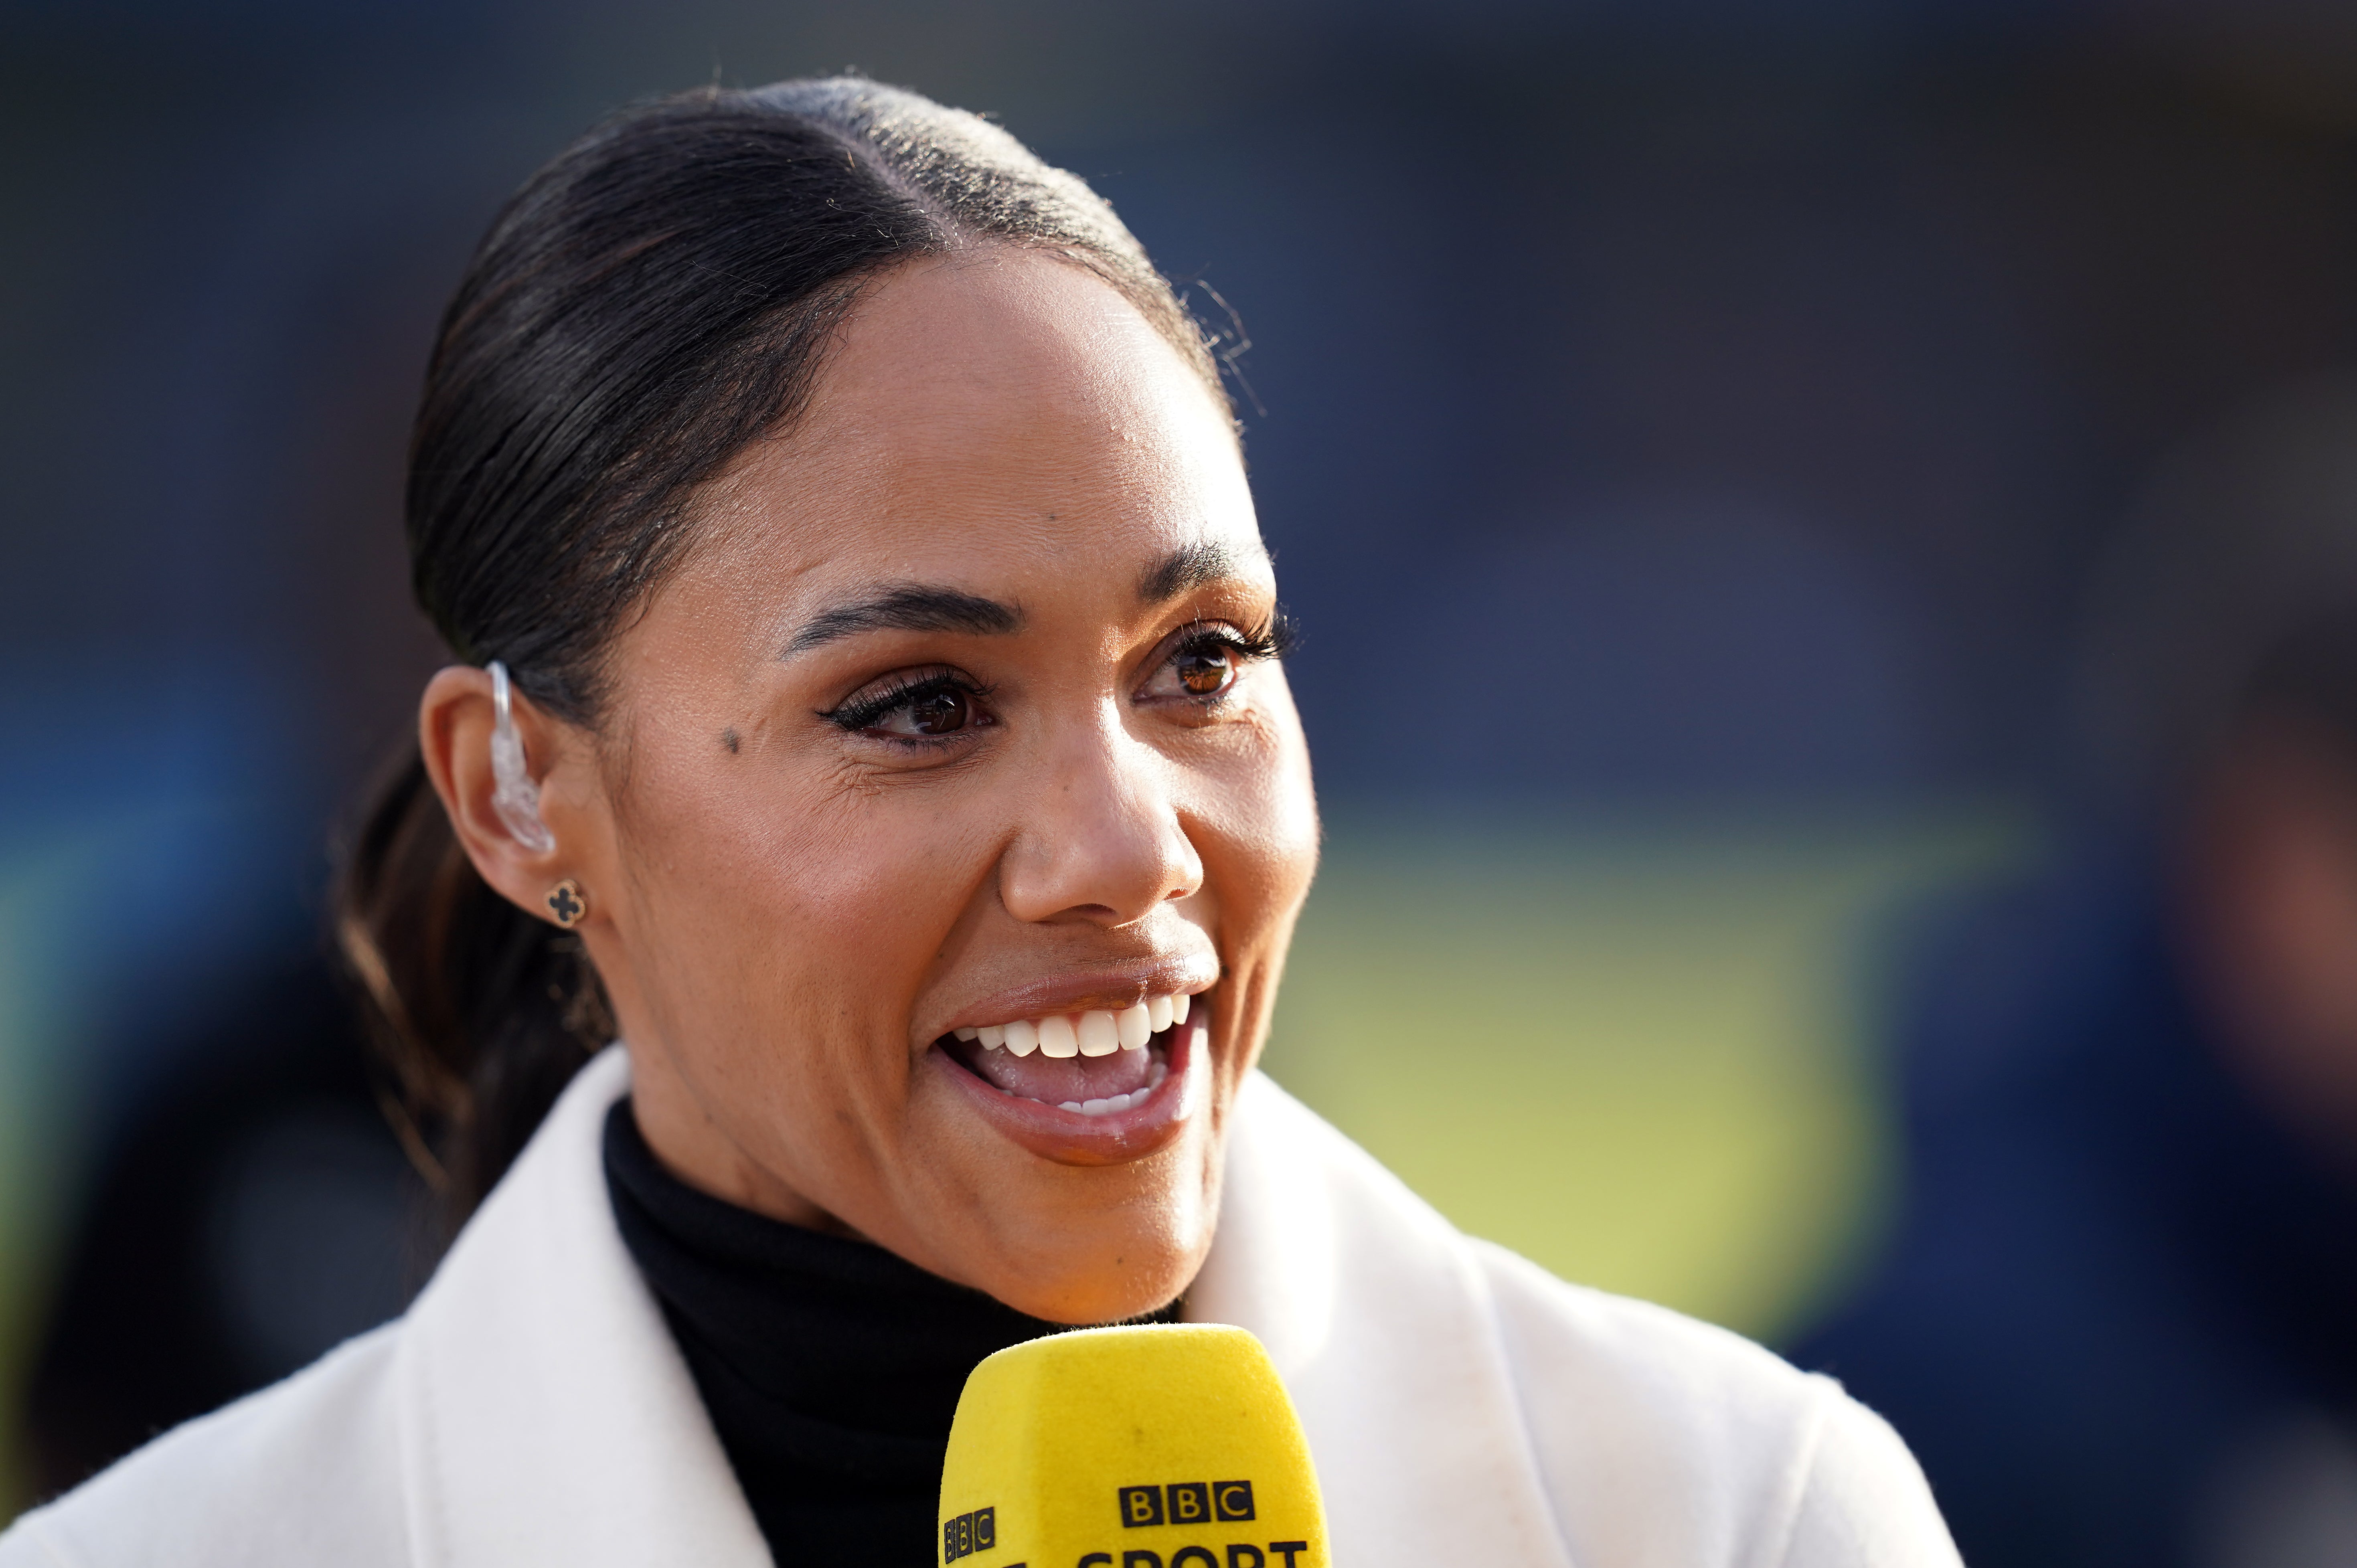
[0,79,1958,1567]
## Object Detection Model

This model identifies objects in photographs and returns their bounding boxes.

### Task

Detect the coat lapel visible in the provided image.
[394,1048,771,1568]
[1191,1072,1579,1568]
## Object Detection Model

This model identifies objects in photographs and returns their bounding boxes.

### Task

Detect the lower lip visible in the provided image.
[929,1014,1206,1167]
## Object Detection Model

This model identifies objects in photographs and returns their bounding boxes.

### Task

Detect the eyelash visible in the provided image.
[1178,612,1298,667]
[1152,615,1296,706]
[819,670,993,734]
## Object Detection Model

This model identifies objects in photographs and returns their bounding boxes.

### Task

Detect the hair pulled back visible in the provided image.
[341,77,1222,1226]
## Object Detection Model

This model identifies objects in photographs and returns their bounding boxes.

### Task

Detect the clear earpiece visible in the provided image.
[488,660,557,853]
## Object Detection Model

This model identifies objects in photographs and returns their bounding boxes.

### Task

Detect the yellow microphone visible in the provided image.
[936,1322,1329,1568]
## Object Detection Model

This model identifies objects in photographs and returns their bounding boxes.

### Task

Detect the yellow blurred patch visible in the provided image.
[1263,807,2024,1343]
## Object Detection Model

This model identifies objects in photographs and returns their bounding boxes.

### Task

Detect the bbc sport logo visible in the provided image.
[1118,1480,1256,1527]
[1093,1481,1309,1568]
[941,1481,1310,1567]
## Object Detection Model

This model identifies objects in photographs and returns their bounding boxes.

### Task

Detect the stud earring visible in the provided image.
[546,879,588,929]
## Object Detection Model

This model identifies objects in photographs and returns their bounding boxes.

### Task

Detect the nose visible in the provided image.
[997,716,1203,927]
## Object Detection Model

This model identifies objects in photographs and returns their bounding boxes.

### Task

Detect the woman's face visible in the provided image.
[514,251,1314,1322]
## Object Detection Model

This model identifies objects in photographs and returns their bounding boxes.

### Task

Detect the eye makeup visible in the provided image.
[1173,611,1296,667]
[814,608,1294,738]
[1140,611,1297,704]
[819,668,996,737]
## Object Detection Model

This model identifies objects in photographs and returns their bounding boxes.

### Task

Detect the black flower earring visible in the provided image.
[546,879,588,929]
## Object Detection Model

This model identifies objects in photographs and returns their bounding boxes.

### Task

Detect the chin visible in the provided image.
[981,1235,1207,1326]
[931,1147,1217,1325]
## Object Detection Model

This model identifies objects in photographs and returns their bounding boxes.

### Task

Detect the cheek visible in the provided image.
[617,759,996,1030]
[1191,702,1320,943]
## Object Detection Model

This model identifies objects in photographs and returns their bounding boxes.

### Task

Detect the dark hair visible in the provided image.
[340,77,1224,1227]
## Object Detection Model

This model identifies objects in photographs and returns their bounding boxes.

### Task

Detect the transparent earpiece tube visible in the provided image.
[489,660,557,853]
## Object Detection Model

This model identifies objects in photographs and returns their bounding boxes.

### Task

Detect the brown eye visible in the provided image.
[903,686,972,735]
[824,672,992,739]
[1174,647,1233,696]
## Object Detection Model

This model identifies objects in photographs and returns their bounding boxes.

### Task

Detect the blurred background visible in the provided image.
[10,2,2357,1563]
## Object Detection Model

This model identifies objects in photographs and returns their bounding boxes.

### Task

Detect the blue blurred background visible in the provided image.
[11,3,2357,1563]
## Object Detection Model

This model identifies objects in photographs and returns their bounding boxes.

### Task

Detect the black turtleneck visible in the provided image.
[603,1100,1177,1564]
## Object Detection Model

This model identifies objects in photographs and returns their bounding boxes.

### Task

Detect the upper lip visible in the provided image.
[940,953,1219,1034]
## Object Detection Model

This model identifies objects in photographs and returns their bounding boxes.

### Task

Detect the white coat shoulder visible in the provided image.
[0,1051,768,1568]
[1201,1072,1959,1568]
[1475,1239,1958,1568]
[0,1324,411,1568]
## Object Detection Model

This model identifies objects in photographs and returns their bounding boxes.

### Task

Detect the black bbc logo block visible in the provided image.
[1118,1481,1256,1529]
[942,1505,996,1561]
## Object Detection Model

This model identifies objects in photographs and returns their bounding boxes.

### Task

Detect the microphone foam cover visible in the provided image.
[937,1321,1328,1568]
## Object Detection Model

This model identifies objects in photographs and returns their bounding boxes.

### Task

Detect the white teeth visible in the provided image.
[1055,1088,1148,1117]
[965,991,1199,1058]
[1150,1059,1168,1086]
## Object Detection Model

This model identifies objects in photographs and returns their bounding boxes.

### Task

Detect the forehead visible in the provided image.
[694,250,1261,597]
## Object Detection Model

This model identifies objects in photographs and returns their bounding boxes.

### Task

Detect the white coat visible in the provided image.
[0,1047,1960,1567]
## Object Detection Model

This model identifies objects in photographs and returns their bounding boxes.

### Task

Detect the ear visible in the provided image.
[419,664,583,925]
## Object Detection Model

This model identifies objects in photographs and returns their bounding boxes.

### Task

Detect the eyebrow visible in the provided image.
[1138,538,1269,603]
[783,584,1023,657]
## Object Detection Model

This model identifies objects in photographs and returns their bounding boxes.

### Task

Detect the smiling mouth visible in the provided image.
[940,991,1198,1116]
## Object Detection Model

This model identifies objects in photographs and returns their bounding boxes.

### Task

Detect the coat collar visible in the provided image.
[1195,1073,1579,1568]
[394,1048,769,1568]
[394,1050,1571,1568]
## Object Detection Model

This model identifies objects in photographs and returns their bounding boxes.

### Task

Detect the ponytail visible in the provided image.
[337,744,612,1230]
